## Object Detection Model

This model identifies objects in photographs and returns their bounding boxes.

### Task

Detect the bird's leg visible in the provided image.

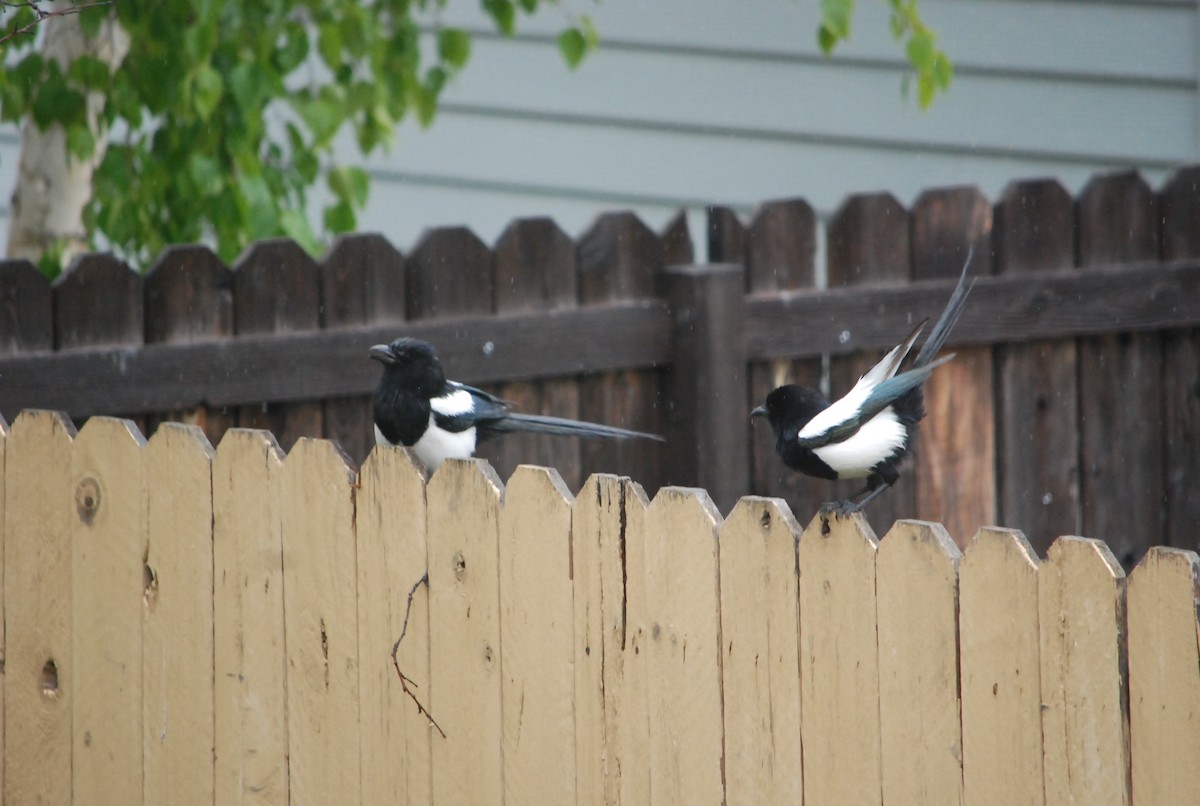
[823,469,898,516]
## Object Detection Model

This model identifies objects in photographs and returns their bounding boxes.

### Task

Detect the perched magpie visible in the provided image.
[751,260,974,514]
[370,337,665,471]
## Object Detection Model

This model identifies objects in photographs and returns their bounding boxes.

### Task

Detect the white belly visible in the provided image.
[375,420,477,471]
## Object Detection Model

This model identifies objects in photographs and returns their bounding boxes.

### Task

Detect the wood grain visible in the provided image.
[798,512,883,806]
[1038,536,1130,806]
[577,213,667,492]
[489,218,581,488]
[320,233,406,465]
[143,245,235,447]
[1077,171,1162,570]
[71,417,146,806]
[356,445,432,805]
[143,424,215,806]
[280,438,361,804]
[910,185,995,547]
[498,466,576,804]
[993,178,1079,554]
[959,527,1045,806]
[719,497,804,805]
[427,460,504,806]
[233,239,323,452]
[641,487,725,805]
[1126,547,1200,805]
[876,520,963,806]
[3,411,75,804]
[212,429,288,805]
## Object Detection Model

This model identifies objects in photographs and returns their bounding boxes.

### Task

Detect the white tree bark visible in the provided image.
[5,4,129,263]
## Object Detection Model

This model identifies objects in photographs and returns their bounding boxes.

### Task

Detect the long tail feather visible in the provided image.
[491,412,666,442]
[914,249,975,369]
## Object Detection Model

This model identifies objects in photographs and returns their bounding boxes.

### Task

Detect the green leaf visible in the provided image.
[819,0,854,43]
[79,3,111,37]
[237,172,278,239]
[192,64,223,121]
[65,123,96,161]
[68,56,111,91]
[905,32,934,70]
[323,200,356,233]
[557,27,587,69]
[317,20,343,69]
[31,65,86,129]
[483,0,516,35]
[188,154,223,195]
[275,22,310,73]
[280,209,321,254]
[438,28,472,70]
[292,92,342,146]
[327,165,370,207]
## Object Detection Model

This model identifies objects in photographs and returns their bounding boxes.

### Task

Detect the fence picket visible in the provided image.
[280,438,361,805]
[993,179,1079,553]
[1077,171,1162,570]
[71,417,146,806]
[719,497,804,805]
[1038,536,1131,806]
[320,234,407,465]
[1127,547,1200,804]
[491,219,582,488]
[0,260,51,354]
[143,424,215,805]
[910,187,995,547]
[798,512,882,806]
[499,466,577,804]
[738,199,826,518]
[827,193,914,529]
[357,445,431,805]
[144,245,235,446]
[3,411,75,804]
[427,460,505,806]
[572,474,651,805]
[212,429,288,805]
[876,520,963,806]
[959,527,1045,806]
[642,487,725,805]
[577,213,667,492]
[1157,167,1200,552]
[233,240,324,452]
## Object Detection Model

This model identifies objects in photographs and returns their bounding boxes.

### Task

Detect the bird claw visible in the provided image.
[819,499,861,518]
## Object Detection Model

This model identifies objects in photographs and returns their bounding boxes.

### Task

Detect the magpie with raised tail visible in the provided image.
[370,337,665,471]
[751,259,975,515]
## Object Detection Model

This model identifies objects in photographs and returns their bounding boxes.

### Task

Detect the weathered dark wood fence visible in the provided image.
[2,167,1198,565]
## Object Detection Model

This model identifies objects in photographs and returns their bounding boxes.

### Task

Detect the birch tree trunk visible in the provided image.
[5,4,128,263]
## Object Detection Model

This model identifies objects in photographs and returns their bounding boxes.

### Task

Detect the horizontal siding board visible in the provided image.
[420,36,1197,164]
[357,110,1174,249]
[437,0,1197,83]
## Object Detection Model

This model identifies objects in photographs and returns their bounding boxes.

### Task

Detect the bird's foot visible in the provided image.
[819,499,862,518]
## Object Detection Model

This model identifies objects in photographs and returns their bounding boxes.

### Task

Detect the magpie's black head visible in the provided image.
[369,337,447,400]
[752,385,829,436]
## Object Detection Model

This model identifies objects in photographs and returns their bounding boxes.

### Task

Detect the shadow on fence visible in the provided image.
[3,409,1200,804]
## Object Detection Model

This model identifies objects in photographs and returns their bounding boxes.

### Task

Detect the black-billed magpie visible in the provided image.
[751,260,974,514]
[370,337,665,471]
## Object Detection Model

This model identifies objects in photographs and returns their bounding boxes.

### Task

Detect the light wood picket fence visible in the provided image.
[3,410,1199,805]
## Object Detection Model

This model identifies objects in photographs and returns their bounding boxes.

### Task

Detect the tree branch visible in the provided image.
[0,0,113,46]
[391,572,446,739]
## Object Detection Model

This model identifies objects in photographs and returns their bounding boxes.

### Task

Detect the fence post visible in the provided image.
[664,262,747,513]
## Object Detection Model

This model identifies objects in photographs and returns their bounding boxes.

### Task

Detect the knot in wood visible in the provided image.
[75,477,101,524]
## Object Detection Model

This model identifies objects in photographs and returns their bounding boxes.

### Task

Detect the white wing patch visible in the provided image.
[798,332,918,441]
[811,408,906,478]
[430,388,476,417]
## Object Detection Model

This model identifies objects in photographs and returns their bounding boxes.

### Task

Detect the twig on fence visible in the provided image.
[391,571,446,739]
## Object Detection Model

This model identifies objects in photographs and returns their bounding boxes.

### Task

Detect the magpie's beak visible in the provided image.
[750,405,767,420]
[369,344,396,365]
